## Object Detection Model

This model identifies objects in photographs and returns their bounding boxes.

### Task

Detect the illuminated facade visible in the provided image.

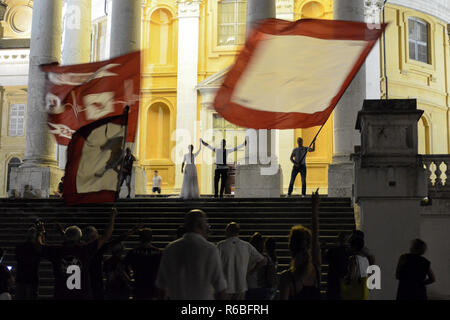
[0,0,449,196]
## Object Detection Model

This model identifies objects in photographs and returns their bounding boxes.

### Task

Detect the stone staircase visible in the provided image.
[0,196,355,299]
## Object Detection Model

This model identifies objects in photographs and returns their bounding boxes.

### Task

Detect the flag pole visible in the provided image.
[298,117,328,165]
[115,105,130,200]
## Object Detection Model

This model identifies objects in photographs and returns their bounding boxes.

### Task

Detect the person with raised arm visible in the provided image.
[201,138,246,198]
[288,137,316,197]
[180,140,202,199]
[37,208,117,300]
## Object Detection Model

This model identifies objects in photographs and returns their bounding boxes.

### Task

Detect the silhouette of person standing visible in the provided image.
[288,137,315,197]
[201,139,246,198]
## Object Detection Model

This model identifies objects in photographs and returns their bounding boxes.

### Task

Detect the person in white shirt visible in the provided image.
[217,222,266,300]
[155,209,227,300]
[152,170,162,194]
[201,138,246,198]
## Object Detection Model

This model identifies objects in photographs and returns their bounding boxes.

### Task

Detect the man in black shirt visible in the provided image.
[201,138,246,198]
[15,227,41,300]
[38,208,117,300]
[288,137,315,197]
[124,228,162,300]
[82,223,141,300]
[119,148,136,198]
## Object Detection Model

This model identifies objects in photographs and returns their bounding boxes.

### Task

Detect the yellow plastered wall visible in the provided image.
[295,0,333,21]
[381,4,450,155]
[0,86,27,197]
[139,1,178,193]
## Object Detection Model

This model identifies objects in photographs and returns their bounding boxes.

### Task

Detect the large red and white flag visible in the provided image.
[41,51,140,144]
[41,52,140,205]
[63,116,130,205]
[214,19,386,129]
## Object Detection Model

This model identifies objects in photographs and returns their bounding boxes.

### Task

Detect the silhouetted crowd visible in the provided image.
[0,193,435,300]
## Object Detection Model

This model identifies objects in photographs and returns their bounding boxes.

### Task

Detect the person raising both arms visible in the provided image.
[201,138,246,198]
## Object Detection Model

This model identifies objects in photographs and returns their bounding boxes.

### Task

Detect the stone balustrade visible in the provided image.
[422,155,450,198]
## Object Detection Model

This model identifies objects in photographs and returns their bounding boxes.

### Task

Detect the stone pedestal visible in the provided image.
[328,162,354,198]
[235,163,282,198]
[118,166,147,198]
[10,166,62,198]
[354,99,427,300]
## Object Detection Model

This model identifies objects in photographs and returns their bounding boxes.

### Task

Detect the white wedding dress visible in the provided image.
[180,146,201,199]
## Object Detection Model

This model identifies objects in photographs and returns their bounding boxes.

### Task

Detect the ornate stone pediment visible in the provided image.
[177,0,202,18]
[196,66,231,107]
[196,66,230,92]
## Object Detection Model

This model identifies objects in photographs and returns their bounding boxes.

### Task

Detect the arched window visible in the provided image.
[408,17,429,64]
[147,103,171,159]
[149,9,174,65]
[217,0,246,46]
[6,157,21,193]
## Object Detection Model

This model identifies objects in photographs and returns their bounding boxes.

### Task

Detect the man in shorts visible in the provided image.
[152,170,162,195]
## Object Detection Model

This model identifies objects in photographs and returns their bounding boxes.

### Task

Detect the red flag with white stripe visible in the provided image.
[41,51,140,144]
[214,19,386,129]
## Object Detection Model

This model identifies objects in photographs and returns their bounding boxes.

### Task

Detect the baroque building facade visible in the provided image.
[0,0,449,196]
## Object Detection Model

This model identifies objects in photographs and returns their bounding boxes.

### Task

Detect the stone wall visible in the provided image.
[420,200,450,299]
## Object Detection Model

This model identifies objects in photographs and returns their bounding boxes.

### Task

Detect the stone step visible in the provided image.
[0,197,355,299]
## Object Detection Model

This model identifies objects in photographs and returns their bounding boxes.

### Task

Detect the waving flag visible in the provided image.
[63,115,130,205]
[214,19,386,129]
[41,52,141,205]
[41,51,140,145]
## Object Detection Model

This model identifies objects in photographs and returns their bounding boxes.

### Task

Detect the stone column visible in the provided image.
[174,0,202,192]
[328,0,366,197]
[109,0,141,58]
[364,0,383,100]
[354,99,427,299]
[10,0,63,197]
[105,0,113,59]
[57,0,92,170]
[234,0,282,198]
[276,0,295,194]
[108,0,144,197]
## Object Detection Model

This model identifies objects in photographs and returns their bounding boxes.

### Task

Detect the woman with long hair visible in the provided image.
[279,189,322,300]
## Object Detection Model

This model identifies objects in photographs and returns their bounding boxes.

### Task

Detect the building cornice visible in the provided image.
[387,0,450,23]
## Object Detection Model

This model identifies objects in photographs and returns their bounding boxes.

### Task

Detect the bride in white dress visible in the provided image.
[180,142,202,199]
